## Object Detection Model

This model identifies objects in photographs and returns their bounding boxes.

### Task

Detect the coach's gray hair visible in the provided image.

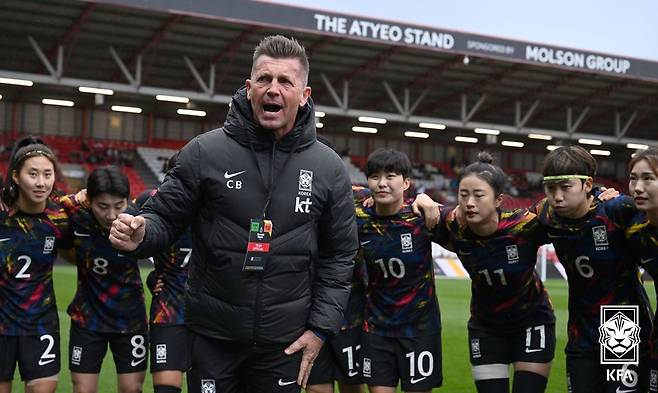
[251,35,309,85]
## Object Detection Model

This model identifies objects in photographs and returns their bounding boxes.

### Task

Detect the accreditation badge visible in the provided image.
[242,218,272,272]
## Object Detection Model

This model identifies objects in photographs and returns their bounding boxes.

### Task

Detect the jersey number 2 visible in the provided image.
[16,255,32,279]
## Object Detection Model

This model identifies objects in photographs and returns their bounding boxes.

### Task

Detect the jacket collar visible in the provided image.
[223,86,317,152]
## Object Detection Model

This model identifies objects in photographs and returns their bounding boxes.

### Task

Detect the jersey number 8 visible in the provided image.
[92,257,109,275]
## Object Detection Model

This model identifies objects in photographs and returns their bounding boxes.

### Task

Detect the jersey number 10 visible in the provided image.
[374,257,406,279]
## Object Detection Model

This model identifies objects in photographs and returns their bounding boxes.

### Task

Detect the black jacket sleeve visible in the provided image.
[307,160,358,337]
[133,138,201,257]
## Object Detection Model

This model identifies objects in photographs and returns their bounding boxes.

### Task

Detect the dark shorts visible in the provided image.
[186,332,303,393]
[566,355,647,393]
[308,327,362,386]
[0,333,60,382]
[149,324,189,373]
[69,324,148,374]
[468,323,556,366]
[360,331,442,391]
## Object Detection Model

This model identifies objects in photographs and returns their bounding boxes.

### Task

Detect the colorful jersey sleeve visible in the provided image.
[625,212,658,278]
[147,230,191,325]
[359,203,440,338]
[0,201,70,336]
[535,197,653,356]
[135,190,190,325]
[339,185,370,330]
[63,195,147,333]
[441,207,555,331]
[624,212,658,359]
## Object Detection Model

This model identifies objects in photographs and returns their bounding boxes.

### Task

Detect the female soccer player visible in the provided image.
[535,145,652,393]
[59,166,147,393]
[358,148,443,393]
[433,152,555,393]
[135,153,192,393]
[626,148,658,393]
[0,137,70,393]
[306,185,368,393]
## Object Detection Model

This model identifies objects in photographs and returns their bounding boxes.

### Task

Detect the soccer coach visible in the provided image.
[109,35,358,393]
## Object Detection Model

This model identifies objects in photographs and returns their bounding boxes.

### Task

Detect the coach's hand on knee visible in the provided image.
[284,330,324,389]
[109,213,146,252]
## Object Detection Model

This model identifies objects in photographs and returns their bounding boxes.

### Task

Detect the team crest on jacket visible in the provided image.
[299,169,313,192]
[295,169,313,214]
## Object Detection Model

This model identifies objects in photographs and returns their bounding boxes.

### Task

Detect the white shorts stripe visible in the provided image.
[472,363,510,381]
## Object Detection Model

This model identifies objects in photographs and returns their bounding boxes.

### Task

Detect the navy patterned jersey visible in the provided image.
[624,211,658,358]
[340,185,369,331]
[136,190,191,325]
[533,196,653,356]
[358,202,440,338]
[0,200,71,335]
[435,207,555,331]
[60,195,147,334]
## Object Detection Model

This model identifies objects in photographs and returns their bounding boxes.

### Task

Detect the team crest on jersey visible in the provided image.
[71,346,82,365]
[471,338,482,358]
[201,379,216,393]
[362,357,372,378]
[156,344,167,363]
[401,233,413,253]
[298,169,313,192]
[43,236,55,254]
[592,226,609,248]
[650,370,658,390]
[506,245,519,264]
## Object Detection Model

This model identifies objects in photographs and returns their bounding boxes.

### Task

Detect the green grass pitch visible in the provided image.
[11,265,657,392]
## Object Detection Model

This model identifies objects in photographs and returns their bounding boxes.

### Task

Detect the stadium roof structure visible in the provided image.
[1,0,657,154]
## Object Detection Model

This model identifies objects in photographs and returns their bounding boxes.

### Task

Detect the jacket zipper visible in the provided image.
[252,140,277,343]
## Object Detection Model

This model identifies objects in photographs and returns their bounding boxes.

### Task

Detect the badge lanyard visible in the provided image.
[242,135,303,271]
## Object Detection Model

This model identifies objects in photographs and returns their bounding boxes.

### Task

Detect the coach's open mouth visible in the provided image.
[263,104,282,112]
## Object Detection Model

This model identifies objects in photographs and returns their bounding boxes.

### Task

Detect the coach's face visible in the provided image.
[246,55,311,138]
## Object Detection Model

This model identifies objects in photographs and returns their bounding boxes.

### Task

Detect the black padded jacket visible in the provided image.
[134,87,358,344]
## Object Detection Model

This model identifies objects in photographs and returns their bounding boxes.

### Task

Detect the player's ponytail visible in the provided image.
[459,151,508,196]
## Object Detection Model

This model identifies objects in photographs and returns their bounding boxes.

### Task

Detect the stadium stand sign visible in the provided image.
[96,0,658,82]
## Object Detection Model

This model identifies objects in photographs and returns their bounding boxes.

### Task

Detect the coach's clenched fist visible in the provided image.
[109,213,146,251]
